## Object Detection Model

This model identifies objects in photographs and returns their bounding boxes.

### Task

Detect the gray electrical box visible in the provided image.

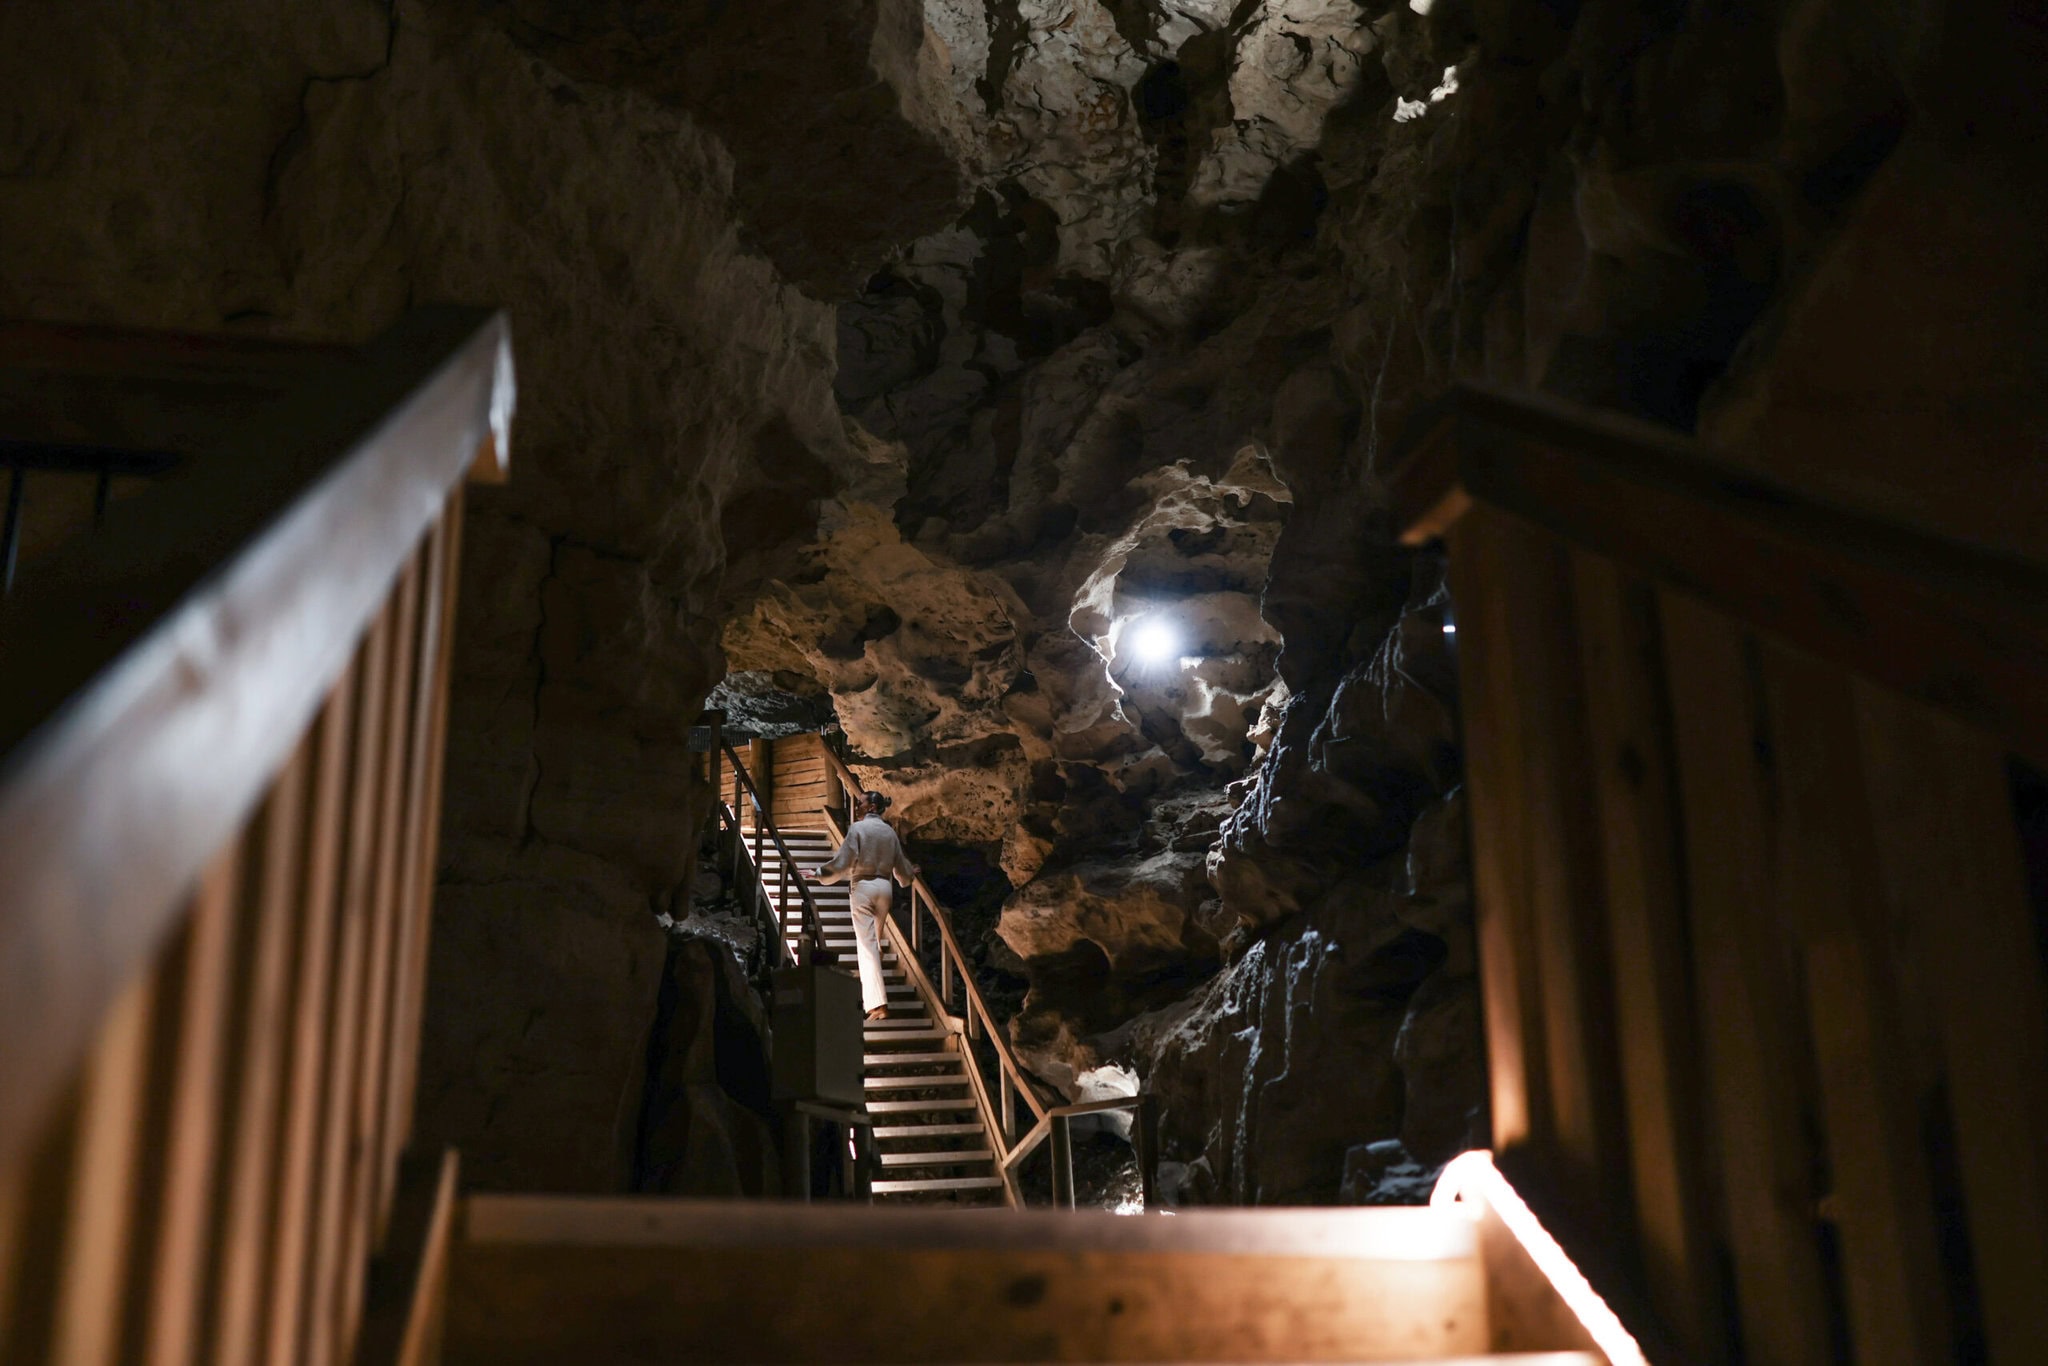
[770,962,864,1106]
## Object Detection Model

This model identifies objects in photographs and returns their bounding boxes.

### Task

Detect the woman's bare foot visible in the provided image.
[865,1007,889,1023]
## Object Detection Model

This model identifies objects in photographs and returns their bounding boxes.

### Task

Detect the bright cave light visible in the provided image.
[1130,617,1180,668]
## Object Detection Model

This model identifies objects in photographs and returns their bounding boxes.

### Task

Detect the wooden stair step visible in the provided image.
[877,1149,995,1167]
[448,1197,1533,1363]
[863,1052,957,1066]
[865,1030,945,1044]
[864,1097,979,1113]
[870,1175,1006,1194]
[864,1073,967,1090]
[870,1122,986,1139]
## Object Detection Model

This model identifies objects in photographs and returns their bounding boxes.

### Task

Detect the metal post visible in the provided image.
[1052,1114,1076,1209]
[1136,1095,1159,1212]
[851,1119,875,1200]
[708,715,722,804]
[2,468,26,595]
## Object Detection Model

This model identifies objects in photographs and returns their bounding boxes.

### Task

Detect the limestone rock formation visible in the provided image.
[717,0,1975,1204]
[8,0,2015,1205]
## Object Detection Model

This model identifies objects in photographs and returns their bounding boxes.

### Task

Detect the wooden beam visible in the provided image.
[1569,552,1724,1363]
[1444,510,1546,1153]
[133,846,244,1366]
[203,742,314,1366]
[1762,647,1953,1365]
[449,1199,1491,1365]
[1853,685,2048,1364]
[1659,594,1834,1365]
[261,673,356,1366]
[352,1149,460,1366]
[46,963,159,1365]
[1487,517,1627,1218]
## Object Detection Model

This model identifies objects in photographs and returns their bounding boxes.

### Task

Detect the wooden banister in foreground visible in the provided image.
[1386,382,2048,1365]
[0,306,512,1366]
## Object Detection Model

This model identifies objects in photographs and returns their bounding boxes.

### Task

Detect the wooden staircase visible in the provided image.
[740,795,1008,1204]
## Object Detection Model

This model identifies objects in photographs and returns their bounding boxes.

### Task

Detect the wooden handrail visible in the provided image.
[0,306,511,1364]
[814,742,1055,1204]
[720,740,826,957]
[0,305,511,1206]
[1385,381,2048,762]
[703,767,795,972]
[999,1094,1159,1210]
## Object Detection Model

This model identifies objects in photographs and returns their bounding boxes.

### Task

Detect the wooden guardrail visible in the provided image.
[1387,381,2048,1365]
[719,740,827,961]
[814,745,1073,1206]
[0,306,513,1366]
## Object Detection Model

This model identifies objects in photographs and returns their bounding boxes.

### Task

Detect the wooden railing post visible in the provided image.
[1000,1069,1015,1142]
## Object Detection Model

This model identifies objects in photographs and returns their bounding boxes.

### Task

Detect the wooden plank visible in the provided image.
[449,1199,1490,1365]
[354,554,422,1257]
[1762,646,1952,1365]
[0,308,513,1216]
[1568,551,1723,1362]
[261,675,356,1366]
[1444,511,1546,1152]
[305,612,393,1366]
[1658,592,1834,1365]
[382,526,444,1191]
[350,1149,460,1366]
[133,845,244,1366]
[1853,684,2048,1364]
[202,742,313,1366]
[0,1074,84,1364]
[391,491,466,1149]
[1487,515,1626,1218]
[46,965,158,1366]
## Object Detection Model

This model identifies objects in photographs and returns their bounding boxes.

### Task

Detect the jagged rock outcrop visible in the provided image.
[718,0,1984,1204]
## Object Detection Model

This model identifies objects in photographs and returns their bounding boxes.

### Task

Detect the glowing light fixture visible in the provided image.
[1432,1151,1650,1366]
[1130,617,1180,667]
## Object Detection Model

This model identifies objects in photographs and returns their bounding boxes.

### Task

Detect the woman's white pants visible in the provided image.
[847,877,894,1013]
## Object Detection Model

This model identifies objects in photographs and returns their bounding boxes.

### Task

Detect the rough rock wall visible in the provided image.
[0,0,909,1191]
[8,0,2033,1204]
[724,0,2024,1203]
